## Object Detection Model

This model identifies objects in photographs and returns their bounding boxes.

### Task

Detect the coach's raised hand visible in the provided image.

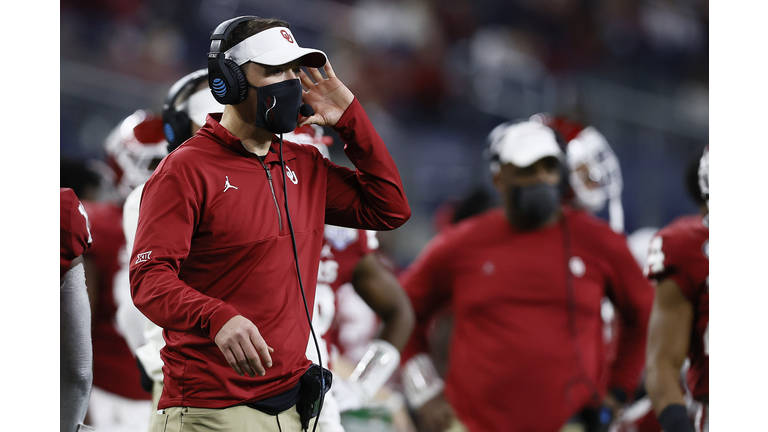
[298,60,355,128]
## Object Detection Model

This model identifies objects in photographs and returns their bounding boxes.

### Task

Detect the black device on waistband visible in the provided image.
[296,364,333,431]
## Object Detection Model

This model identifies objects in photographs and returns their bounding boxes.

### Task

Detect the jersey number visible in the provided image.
[645,236,665,276]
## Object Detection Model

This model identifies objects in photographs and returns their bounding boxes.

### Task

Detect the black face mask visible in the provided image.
[251,79,303,134]
[508,183,560,230]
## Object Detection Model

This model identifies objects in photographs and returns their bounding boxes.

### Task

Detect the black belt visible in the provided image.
[244,380,301,415]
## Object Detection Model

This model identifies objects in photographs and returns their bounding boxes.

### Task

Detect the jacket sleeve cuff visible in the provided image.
[331,97,361,135]
[207,304,240,340]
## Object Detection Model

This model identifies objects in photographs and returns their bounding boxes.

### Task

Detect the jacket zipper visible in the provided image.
[260,160,283,231]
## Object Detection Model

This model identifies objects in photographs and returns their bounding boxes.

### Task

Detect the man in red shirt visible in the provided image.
[645,146,709,432]
[60,188,94,432]
[130,16,410,431]
[400,120,653,432]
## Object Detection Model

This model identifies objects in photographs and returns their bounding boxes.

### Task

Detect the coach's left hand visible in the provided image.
[298,59,355,128]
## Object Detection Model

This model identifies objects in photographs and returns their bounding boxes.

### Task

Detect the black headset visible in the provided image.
[162,69,210,152]
[207,16,259,105]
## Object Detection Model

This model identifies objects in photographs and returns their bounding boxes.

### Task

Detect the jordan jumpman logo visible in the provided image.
[223,176,238,192]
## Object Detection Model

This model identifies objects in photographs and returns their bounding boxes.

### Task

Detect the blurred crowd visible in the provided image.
[61,0,708,266]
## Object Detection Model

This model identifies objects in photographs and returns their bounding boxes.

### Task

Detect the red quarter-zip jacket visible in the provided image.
[129,98,410,409]
[401,207,653,432]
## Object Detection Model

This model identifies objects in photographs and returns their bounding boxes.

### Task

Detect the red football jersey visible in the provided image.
[60,188,92,278]
[311,226,373,364]
[82,201,150,400]
[645,214,709,400]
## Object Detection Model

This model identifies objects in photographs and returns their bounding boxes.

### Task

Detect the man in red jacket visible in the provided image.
[129,15,410,432]
[400,120,653,432]
[645,146,709,432]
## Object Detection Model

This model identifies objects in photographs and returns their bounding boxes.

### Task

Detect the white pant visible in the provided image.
[88,386,152,432]
[312,388,345,432]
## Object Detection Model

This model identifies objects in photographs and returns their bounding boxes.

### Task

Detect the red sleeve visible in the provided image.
[129,173,239,339]
[324,98,410,230]
[602,229,655,396]
[60,188,92,278]
[645,231,694,300]
[399,233,454,363]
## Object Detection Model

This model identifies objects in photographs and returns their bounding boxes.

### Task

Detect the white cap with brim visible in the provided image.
[490,121,563,168]
[225,27,327,68]
[181,88,225,127]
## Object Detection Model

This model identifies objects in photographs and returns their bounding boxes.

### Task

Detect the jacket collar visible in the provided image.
[198,113,296,164]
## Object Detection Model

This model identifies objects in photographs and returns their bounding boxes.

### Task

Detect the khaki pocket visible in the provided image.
[179,406,229,431]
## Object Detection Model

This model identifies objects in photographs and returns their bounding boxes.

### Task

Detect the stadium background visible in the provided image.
[60,0,709,266]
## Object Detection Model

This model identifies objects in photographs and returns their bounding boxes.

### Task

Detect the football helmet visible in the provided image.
[535,114,624,233]
[284,124,333,160]
[104,110,169,200]
[698,145,709,207]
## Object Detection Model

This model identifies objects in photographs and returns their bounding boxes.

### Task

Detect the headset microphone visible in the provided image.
[300,104,314,117]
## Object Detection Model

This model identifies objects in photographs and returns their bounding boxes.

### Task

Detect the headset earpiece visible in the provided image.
[162,69,209,152]
[208,56,248,105]
[207,15,259,105]
[163,110,192,152]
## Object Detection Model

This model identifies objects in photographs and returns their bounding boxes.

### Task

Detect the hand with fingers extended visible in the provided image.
[298,59,355,128]
[214,315,274,377]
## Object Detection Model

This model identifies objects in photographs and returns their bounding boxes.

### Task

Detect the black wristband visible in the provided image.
[658,404,694,432]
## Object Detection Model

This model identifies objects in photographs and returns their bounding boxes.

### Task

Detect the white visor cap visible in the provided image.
[180,88,224,127]
[492,121,563,168]
[224,27,327,68]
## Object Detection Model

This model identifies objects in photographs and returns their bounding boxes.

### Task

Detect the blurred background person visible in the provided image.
[113,68,224,430]
[581,144,707,432]
[420,113,633,431]
[644,146,709,432]
[81,110,168,432]
[60,187,95,432]
[399,120,654,432]
[284,124,416,432]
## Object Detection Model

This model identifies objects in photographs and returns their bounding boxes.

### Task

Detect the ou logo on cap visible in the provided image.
[281,30,294,43]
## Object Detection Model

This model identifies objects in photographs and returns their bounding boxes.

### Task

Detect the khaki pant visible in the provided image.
[148,381,164,432]
[156,404,303,432]
[446,417,469,432]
